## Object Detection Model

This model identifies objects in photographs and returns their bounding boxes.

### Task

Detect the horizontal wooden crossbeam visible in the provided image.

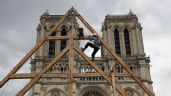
[47,36,90,40]
[10,73,132,79]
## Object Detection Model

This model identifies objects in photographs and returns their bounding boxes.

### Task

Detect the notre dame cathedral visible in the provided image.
[29,10,154,96]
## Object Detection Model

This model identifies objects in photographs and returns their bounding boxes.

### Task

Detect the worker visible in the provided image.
[81,33,100,61]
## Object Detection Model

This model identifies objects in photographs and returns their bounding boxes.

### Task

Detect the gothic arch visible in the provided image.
[59,25,70,34]
[78,85,110,96]
[59,25,69,51]
[43,88,66,96]
[114,28,121,55]
[48,24,57,57]
[124,87,142,96]
[123,24,132,32]
[112,24,122,32]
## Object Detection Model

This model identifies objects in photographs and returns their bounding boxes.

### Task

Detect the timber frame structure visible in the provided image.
[0,7,155,96]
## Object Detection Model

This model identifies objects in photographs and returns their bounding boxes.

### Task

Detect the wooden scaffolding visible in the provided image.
[0,7,155,96]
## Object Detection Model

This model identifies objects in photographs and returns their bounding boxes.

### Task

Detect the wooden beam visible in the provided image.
[74,47,111,83]
[68,37,74,96]
[47,36,90,40]
[11,74,36,79]
[101,38,154,95]
[0,7,154,96]
[74,47,128,96]
[47,36,70,40]
[73,8,154,96]
[45,7,72,36]
[111,72,116,96]
[0,38,46,88]
[10,73,132,79]
[16,47,69,96]
[0,6,72,88]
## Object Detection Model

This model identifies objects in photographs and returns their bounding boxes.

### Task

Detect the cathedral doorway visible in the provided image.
[78,86,109,96]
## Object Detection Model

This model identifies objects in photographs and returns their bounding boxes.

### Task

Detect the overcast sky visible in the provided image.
[0,0,171,96]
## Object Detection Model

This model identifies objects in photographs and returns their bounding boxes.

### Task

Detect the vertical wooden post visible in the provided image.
[68,37,74,96]
[111,71,116,96]
[68,15,75,96]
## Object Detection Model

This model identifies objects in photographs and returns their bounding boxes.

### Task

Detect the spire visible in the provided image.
[43,9,49,15]
[129,9,135,15]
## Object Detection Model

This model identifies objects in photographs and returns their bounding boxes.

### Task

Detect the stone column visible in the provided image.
[131,28,138,56]
[120,27,126,57]
[111,24,115,53]
[56,29,60,54]
[103,23,111,56]
[107,24,112,52]
[139,29,145,55]
[128,27,134,56]
[135,27,143,56]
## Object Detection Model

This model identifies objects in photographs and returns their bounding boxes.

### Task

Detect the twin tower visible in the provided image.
[30,10,154,96]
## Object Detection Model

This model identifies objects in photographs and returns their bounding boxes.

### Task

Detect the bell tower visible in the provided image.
[102,10,145,57]
[101,10,153,95]
[30,11,80,96]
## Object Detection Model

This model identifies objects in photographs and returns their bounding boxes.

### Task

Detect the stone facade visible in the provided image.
[30,10,154,96]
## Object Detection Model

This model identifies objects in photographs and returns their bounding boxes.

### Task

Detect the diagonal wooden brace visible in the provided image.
[74,47,128,96]
[16,47,69,96]
[0,38,46,88]
[72,7,154,96]
[0,6,73,88]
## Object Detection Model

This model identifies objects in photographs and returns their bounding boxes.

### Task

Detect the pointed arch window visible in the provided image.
[48,32,56,58]
[114,29,121,55]
[60,28,67,51]
[124,29,131,56]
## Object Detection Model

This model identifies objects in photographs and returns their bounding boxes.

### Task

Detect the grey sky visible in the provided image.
[0,0,171,96]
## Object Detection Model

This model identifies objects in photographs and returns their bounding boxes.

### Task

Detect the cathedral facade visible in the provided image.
[30,11,154,96]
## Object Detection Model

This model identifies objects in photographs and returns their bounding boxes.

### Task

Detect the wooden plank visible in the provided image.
[74,47,111,83]
[10,73,132,79]
[47,36,70,40]
[16,47,69,96]
[74,47,128,96]
[0,38,46,88]
[0,6,72,88]
[100,38,154,95]
[68,37,74,96]
[73,8,154,96]
[47,36,90,40]
[115,84,128,96]
[111,72,116,96]
[45,7,73,36]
